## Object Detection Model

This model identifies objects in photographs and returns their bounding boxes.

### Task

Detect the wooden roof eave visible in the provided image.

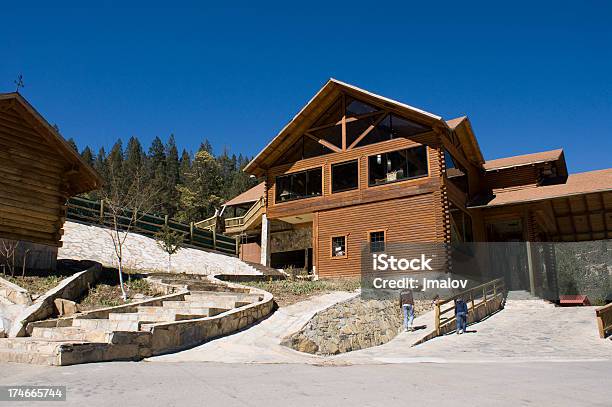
[244,78,445,177]
[0,93,104,194]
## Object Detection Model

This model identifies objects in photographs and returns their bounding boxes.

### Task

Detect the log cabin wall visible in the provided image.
[315,192,441,278]
[0,106,69,248]
[264,131,447,278]
[266,131,440,219]
[485,166,540,193]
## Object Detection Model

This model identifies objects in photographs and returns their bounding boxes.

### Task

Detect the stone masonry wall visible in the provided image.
[283,297,431,355]
[59,221,259,276]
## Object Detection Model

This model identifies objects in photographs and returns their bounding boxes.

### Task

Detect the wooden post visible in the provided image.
[99,199,104,223]
[235,235,240,256]
[526,241,536,296]
[212,229,217,250]
[189,222,194,244]
[164,215,168,227]
[434,303,441,336]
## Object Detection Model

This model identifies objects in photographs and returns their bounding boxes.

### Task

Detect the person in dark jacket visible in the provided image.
[400,289,415,332]
[455,297,468,334]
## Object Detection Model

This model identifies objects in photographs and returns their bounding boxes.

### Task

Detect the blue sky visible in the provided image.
[1,1,611,173]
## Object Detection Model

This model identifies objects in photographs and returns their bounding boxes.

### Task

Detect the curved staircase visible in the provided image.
[0,275,273,366]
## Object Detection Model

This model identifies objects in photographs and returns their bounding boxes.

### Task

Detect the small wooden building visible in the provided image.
[0,92,102,271]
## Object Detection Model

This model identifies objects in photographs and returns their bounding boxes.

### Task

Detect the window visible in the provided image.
[369,230,385,252]
[356,114,430,149]
[275,137,334,165]
[368,146,428,186]
[444,149,469,195]
[450,202,474,244]
[331,235,347,258]
[275,167,323,202]
[331,160,358,193]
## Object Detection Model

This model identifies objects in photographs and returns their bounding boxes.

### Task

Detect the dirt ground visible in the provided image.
[244,278,360,307]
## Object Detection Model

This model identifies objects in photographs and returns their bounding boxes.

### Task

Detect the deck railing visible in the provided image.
[434,277,506,336]
[66,197,237,255]
[596,302,612,339]
[224,197,265,230]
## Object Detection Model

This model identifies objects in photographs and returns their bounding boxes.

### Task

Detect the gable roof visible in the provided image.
[445,116,485,166]
[469,168,612,208]
[244,78,448,177]
[484,149,564,171]
[224,182,265,206]
[0,92,103,195]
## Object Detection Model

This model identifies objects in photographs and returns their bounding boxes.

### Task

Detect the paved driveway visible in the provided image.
[1,360,611,407]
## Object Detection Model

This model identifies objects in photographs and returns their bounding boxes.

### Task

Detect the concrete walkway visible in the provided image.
[149,291,611,365]
[148,291,358,364]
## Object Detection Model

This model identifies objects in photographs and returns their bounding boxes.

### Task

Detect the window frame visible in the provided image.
[330,234,348,259]
[330,159,359,194]
[274,166,324,204]
[367,145,429,187]
[368,229,386,253]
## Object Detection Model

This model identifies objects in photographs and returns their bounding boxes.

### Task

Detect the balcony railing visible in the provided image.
[224,197,265,231]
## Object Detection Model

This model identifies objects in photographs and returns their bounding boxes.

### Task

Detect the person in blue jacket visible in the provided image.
[455,297,468,334]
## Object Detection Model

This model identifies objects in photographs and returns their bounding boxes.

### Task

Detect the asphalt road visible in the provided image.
[1,360,611,407]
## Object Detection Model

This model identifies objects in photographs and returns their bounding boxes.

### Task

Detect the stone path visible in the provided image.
[148,291,358,364]
[150,291,611,365]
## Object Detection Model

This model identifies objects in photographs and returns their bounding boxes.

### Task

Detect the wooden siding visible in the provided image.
[486,166,539,193]
[0,107,69,247]
[266,132,441,219]
[315,194,442,278]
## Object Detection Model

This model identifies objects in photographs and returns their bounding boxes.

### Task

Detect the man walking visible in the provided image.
[400,289,415,332]
[455,297,468,334]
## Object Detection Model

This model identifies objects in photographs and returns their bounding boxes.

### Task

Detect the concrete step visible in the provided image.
[186,291,262,303]
[72,318,140,332]
[109,311,209,323]
[30,327,110,343]
[138,305,228,316]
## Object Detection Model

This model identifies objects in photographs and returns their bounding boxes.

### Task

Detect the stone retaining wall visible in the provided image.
[59,221,259,276]
[283,297,431,355]
[9,261,103,337]
[0,276,31,305]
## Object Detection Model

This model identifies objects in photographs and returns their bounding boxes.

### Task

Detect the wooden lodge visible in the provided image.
[0,92,102,270]
[217,79,611,289]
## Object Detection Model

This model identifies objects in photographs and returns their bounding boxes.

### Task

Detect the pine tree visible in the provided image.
[179,149,191,184]
[147,137,166,213]
[124,136,145,182]
[176,149,223,222]
[164,135,181,217]
[107,139,125,192]
[81,146,94,167]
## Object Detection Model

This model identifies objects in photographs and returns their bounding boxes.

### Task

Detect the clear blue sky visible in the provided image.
[2,1,611,173]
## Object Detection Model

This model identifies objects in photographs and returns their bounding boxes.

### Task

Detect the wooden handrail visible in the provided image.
[224,197,264,230]
[595,302,612,339]
[434,278,506,336]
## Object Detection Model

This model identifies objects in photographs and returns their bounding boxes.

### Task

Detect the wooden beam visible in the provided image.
[304,132,342,153]
[582,194,595,240]
[306,110,382,133]
[347,112,388,150]
[566,198,578,241]
[341,94,347,151]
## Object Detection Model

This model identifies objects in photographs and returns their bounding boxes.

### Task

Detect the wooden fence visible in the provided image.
[434,277,506,336]
[66,197,237,255]
[595,302,612,339]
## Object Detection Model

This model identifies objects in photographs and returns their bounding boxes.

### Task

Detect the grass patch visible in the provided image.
[244,278,360,307]
[77,268,157,311]
[4,275,63,296]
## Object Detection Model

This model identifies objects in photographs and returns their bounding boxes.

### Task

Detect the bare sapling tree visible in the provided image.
[155,224,184,273]
[0,239,20,277]
[100,166,158,301]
